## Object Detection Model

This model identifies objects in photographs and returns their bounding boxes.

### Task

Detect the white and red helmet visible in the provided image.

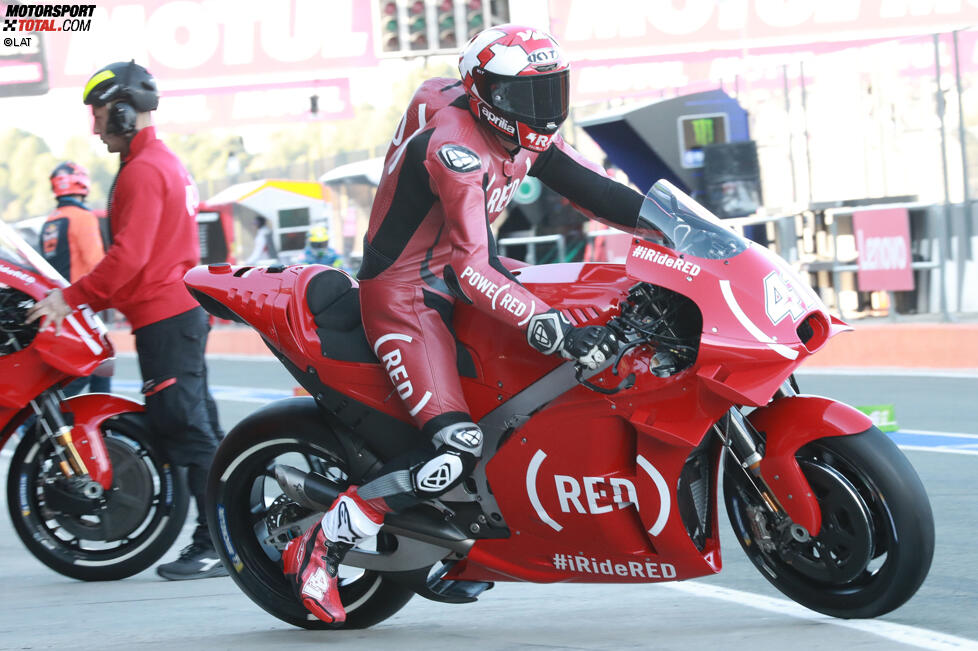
[459,24,570,153]
[50,161,91,198]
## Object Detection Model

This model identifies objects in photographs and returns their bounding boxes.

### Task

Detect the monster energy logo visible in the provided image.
[691,118,715,146]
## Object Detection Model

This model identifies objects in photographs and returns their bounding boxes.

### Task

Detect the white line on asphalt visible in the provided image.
[116,351,278,362]
[897,445,978,456]
[664,582,978,650]
[900,429,978,439]
[796,368,978,378]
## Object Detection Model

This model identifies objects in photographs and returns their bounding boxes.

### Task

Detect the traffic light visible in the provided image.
[436,0,456,50]
[379,0,402,52]
[407,0,428,50]
[377,0,509,56]
[464,0,484,39]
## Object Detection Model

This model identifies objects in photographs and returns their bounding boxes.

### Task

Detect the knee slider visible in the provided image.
[431,421,483,457]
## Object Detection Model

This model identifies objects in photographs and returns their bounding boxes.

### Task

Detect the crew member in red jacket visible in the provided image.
[26,61,226,581]
[284,24,648,623]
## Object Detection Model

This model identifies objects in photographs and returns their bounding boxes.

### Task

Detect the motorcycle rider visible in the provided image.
[25,60,226,580]
[284,24,648,623]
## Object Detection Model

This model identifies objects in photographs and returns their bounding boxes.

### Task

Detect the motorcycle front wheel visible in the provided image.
[206,400,415,630]
[6,413,190,581]
[723,426,934,618]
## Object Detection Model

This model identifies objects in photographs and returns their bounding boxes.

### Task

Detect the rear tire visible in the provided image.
[724,426,934,618]
[6,413,189,581]
[206,400,414,629]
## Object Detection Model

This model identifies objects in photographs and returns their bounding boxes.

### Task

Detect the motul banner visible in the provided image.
[548,0,978,59]
[41,0,376,89]
[853,208,914,292]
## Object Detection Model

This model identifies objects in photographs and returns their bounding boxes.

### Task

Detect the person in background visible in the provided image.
[303,225,344,269]
[244,215,276,264]
[25,60,225,581]
[41,161,112,395]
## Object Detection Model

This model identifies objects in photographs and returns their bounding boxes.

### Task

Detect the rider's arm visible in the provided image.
[529,136,645,232]
[426,143,554,332]
[61,161,164,312]
[428,143,617,369]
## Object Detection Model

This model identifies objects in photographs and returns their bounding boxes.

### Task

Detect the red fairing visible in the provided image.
[0,239,139,491]
[0,263,114,433]
[57,393,146,489]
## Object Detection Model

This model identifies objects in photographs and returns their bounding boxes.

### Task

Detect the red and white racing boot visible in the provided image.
[282,487,388,624]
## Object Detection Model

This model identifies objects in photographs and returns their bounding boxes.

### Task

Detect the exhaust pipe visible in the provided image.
[273,464,474,554]
[274,465,340,511]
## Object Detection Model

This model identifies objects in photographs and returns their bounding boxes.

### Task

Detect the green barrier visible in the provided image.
[856,404,899,433]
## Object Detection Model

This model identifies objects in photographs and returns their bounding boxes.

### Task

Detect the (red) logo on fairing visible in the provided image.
[525,450,671,536]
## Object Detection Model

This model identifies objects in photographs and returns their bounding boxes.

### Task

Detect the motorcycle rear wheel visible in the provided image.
[206,403,415,630]
[6,413,189,581]
[723,426,934,618]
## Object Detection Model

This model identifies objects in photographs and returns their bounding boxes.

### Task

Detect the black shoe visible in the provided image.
[156,542,229,581]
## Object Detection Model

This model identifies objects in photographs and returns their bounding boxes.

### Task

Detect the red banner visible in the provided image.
[41,0,376,89]
[549,0,978,60]
[853,208,915,292]
[154,78,353,132]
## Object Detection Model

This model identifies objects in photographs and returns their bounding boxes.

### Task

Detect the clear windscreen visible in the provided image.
[0,220,66,285]
[636,180,748,260]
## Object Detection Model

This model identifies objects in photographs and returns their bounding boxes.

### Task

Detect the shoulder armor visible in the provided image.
[436,144,482,173]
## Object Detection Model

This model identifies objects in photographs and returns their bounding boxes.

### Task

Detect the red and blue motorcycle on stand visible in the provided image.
[188,180,934,628]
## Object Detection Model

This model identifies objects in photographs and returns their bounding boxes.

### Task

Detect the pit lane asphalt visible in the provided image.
[0,358,975,650]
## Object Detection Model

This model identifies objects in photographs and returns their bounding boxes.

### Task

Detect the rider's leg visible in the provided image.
[285,282,483,624]
[281,487,389,624]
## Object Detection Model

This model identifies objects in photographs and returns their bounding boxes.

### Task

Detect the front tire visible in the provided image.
[724,426,934,618]
[206,399,414,629]
[6,413,190,581]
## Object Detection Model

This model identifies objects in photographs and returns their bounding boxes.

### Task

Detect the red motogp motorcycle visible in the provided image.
[189,180,933,629]
[0,222,188,580]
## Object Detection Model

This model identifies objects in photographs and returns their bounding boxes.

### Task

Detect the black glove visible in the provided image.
[527,308,618,370]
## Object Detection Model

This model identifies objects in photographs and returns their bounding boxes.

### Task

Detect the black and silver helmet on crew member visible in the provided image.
[82,60,159,135]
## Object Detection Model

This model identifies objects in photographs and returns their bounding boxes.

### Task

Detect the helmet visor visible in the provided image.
[486,69,569,131]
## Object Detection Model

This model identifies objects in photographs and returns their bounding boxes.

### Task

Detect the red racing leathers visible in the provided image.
[358,79,644,434]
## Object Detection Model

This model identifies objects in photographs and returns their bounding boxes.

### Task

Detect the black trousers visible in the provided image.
[134,307,220,545]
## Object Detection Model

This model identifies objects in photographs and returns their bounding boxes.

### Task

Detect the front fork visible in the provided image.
[716,379,813,547]
[29,390,104,500]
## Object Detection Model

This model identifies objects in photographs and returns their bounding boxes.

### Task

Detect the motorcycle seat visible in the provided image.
[305,269,376,364]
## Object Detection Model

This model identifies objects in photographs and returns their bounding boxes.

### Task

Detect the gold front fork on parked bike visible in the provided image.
[30,391,92,479]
